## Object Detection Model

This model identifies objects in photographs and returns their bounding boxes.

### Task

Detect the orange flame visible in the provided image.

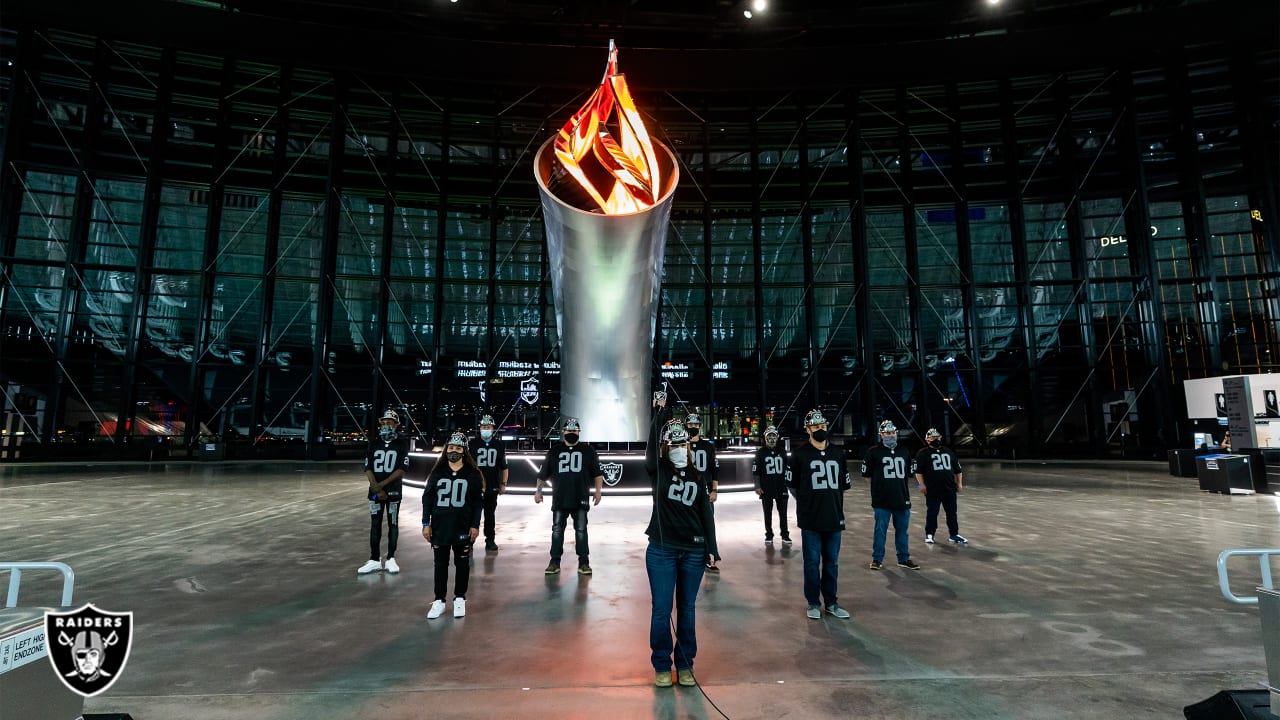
[553,41,663,215]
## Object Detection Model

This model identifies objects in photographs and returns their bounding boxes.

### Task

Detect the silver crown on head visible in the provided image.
[478,414,495,427]
[380,409,400,424]
[446,431,468,448]
[663,421,690,445]
[925,427,941,439]
[763,425,779,438]
[804,409,827,427]
[563,417,581,432]
[878,420,897,434]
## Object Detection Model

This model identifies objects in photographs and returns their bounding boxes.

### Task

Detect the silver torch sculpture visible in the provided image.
[534,41,679,442]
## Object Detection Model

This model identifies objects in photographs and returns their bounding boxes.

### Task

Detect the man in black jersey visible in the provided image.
[357,409,411,575]
[753,425,791,545]
[914,427,966,545]
[862,420,920,571]
[789,409,852,620]
[468,414,509,552]
[535,417,604,576]
[686,413,722,573]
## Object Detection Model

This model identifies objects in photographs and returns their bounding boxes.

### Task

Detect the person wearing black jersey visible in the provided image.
[753,425,791,546]
[862,420,920,571]
[789,409,853,620]
[468,414,509,553]
[645,394,718,688]
[913,427,967,545]
[422,431,484,619]
[535,418,604,576]
[686,413,722,573]
[357,409,411,576]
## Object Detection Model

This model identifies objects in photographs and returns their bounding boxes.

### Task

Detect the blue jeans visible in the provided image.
[646,543,705,672]
[872,507,911,563]
[800,529,841,608]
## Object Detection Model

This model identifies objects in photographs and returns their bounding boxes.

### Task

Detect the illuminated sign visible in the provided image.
[661,362,689,379]
[453,359,561,379]
[417,360,433,376]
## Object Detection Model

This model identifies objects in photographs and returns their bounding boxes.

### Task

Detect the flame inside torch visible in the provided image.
[552,41,663,215]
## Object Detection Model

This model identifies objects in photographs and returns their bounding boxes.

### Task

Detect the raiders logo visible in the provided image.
[44,604,133,698]
[520,376,539,405]
[601,462,623,487]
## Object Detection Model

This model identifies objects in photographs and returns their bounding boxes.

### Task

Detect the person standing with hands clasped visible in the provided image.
[469,414,509,553]
[357,409,411,575]
[914,428,967,545]
[646,392,717,688]
[863,420,920,571]
[753,425,791,546]
[535,418,604,576]
[422,432,483,619]
[789,409,853,620]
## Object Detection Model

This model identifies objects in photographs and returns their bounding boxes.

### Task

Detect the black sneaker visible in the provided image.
[782,537,792,546]
[485,540,499,552]
[898,559,921,570]
[765,537,774,545]
[544,561,560,575]
[868,560,883,570]
[577,564,592,575]
[705,563,720,574]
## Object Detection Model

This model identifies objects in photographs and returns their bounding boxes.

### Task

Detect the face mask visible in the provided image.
[480,429,493,440]
[564,433,579,445]
[446,451,463,463]
[766,438,777,448]
[379,426,396,441]
[882,435,898,449]
[668,447,688,467]
[929,439,941,448]
[811,429,828,443]
[687,426,700,437]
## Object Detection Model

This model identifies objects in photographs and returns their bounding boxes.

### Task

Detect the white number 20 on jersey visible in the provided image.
[809,459,844,490]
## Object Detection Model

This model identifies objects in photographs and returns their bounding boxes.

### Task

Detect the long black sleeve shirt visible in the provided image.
[362,435,410,500]
[753,446,788,498]
[644,408,718,556]
[422,462,484,546]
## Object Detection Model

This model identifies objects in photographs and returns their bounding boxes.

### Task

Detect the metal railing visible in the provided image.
[1,562,75,608]
[1217,549,1279,605]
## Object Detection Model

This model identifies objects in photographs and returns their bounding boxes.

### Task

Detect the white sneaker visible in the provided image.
[384,557,400,574]
[427,600,446,619]
[357,559,382,575]
[925,535,935,545]
[453,598,466,618]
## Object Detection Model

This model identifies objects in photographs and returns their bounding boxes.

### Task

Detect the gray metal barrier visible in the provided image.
[2,562,75,608]
[1216,548,1280,715]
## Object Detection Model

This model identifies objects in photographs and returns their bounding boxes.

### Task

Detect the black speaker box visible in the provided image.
[1183,689,1274,720]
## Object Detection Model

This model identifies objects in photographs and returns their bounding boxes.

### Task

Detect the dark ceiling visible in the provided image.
[173,0,1200,50]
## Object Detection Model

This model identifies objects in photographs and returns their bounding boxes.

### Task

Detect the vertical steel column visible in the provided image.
[947,82,984,449]
[999,78,1039,455]
[0,30,39,356]
[848,90,874,437]
[1112,67,1173,449]
[188,58,236,446]
[247,66,291,448]
[426,101,449,442]
[374,85,401,418]
[118,48,176,448]
[485,90,500,409]
[44,39,110,444]
[1168,57,1221,372]
[305,74,346,460]
[750,110,767,430]
[897,87,923,434]
[798,105,819,411]
[1053,77,1104,454]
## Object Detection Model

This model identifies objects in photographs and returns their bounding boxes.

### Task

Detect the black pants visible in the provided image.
[433,541,472,601]
[482,491,498,543]
[550,508,589,563]
[368,499,400,561]
[924,490,959,538]
[761,493,790,541]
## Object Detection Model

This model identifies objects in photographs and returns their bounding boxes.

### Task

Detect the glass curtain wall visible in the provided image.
[1,26,1276,460]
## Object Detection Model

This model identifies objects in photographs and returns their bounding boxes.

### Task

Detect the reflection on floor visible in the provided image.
[0,459,1275,720]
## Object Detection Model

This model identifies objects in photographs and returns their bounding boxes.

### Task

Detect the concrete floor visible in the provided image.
[1,459,1276,720]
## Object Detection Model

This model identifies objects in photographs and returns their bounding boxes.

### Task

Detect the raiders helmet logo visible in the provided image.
[44,604,133,697]
[601,462,623,487]
[520,376,539,405]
